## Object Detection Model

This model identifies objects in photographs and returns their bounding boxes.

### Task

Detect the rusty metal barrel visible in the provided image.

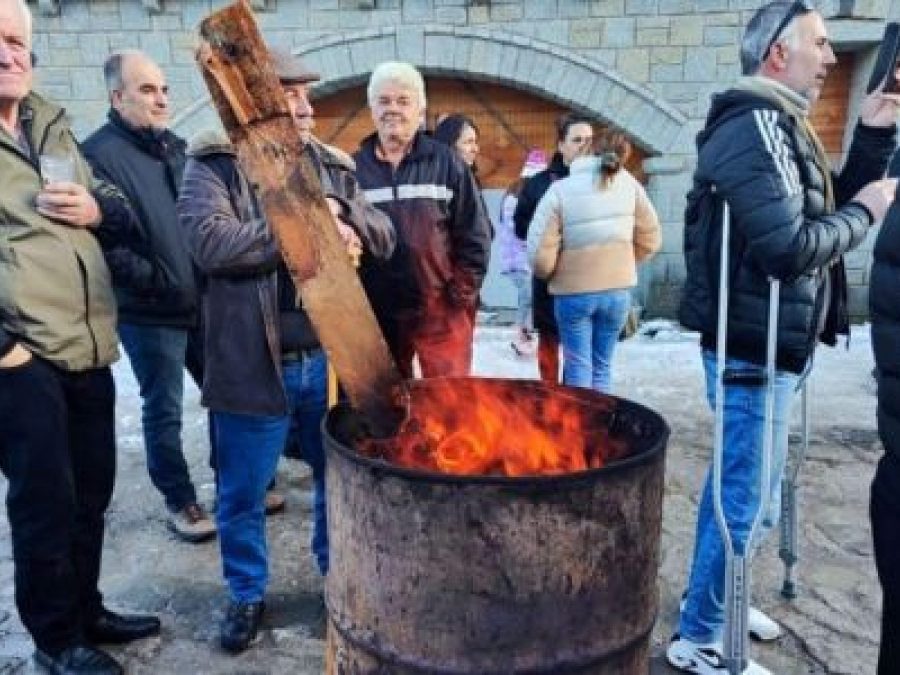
[324,378,669,675]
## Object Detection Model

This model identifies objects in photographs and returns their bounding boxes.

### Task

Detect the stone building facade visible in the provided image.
[28,0,900,318]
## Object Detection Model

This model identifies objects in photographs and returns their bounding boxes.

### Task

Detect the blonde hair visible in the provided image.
[367,61,426,108]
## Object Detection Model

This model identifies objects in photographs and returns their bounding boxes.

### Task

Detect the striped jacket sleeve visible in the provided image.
[706,109,871,282]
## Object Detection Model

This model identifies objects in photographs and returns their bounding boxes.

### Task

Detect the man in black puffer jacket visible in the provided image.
[669,3,899,674]
[870,151,900,675]
[82,51,215,543]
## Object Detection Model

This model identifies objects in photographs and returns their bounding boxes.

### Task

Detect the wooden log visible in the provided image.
[196,0,407,438]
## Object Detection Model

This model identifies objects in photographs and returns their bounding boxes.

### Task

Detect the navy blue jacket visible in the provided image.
[872,153,900,458]
[354,132,491,320]
[83,110,198,328]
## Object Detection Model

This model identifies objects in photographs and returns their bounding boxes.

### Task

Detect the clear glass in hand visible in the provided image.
[40,153,76,185]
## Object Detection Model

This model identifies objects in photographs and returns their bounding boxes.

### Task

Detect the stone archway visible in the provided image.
[172,25,687,157]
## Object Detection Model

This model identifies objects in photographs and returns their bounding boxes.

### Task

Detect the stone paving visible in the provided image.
[0,323,884,674]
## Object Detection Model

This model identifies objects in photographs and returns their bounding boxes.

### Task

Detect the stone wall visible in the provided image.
[28,0,899,318]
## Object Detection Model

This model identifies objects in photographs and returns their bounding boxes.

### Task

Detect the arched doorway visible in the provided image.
[313,77,648,189]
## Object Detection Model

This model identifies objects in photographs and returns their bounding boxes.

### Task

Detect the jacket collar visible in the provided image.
[360,130,435,164]
[106,108,185,159]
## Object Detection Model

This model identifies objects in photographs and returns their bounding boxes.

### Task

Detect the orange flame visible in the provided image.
[358,378,630,477]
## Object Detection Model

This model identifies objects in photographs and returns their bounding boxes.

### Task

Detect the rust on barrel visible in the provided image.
[324,377,669,675]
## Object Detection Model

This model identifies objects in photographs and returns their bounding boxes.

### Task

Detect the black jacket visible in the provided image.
[872,153,900,459]
[512,152,568,240]
[512,152,568,335]
[678,87,895,373]
[354,132,491,320]
[82,110,198,327]
[178,132,395,416]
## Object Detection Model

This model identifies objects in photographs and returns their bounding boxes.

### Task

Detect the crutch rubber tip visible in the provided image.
[781,581,797,600]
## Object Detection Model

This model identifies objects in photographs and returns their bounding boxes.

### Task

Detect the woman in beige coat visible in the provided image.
[527,131,661,393]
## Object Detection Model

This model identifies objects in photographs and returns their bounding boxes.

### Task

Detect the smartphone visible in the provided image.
[868,22,900,94]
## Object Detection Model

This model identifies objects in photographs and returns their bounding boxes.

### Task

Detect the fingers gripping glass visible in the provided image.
[763,1,814,61]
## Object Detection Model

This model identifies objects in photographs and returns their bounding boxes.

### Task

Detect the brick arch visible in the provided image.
[172,25,687,156]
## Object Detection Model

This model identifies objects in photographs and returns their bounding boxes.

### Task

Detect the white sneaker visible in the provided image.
[747,606,781,641]
[679,595,782,642]
[666,635,772,675]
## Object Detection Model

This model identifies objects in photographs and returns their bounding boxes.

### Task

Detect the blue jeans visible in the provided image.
[283,353,329,576]
[118,323,196,512]
[679,350,798,643]
[212,410,287,603]
[554,289,630,393]
[213,351,330,602]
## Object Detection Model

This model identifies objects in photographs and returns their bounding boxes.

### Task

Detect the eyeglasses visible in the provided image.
[764,0,814,59]
[568,136,593,145]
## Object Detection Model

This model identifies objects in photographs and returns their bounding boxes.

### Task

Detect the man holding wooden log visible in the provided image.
[177,48,395,654]
[355,62,492,378]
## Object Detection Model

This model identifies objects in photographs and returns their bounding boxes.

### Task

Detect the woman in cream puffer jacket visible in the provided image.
[527,131,661,393]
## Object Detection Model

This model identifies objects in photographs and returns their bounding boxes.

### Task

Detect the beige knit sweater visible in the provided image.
[527,156,661,295]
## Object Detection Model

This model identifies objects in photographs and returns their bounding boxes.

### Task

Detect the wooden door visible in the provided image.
[312,77,647,189]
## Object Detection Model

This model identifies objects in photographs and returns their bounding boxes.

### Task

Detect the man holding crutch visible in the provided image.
[670,2,899,673]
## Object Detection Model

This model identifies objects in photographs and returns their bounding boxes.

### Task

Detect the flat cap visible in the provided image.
[269,47,320,84]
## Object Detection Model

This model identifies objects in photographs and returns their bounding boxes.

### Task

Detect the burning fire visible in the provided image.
[358,378,630,477]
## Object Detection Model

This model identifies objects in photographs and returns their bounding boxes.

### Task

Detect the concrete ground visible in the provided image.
[0,322,884,674]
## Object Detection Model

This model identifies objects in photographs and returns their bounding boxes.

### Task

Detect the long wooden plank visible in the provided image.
[197,0,407,437]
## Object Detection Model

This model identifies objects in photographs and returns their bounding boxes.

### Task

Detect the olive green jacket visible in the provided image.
[0,93,132,371]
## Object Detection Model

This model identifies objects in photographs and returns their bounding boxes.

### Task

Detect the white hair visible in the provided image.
[6,0,32,47]
[367,61,426,108]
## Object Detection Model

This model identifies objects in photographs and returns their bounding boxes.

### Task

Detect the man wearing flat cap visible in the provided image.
[177,48,394,653]
[672,2,900,673]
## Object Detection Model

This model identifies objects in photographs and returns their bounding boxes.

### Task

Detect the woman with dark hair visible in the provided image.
[433,114,480,170]
[527,130,660,393]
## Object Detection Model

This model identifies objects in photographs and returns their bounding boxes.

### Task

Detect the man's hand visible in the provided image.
[35,182,101,229]
[859,71,900,127]
[0,343,32,369]
[853,178,899,222]
[336,221,363,264]
[326,197,363,264]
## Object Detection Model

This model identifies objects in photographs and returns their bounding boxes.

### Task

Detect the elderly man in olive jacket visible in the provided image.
[0,1,160,673]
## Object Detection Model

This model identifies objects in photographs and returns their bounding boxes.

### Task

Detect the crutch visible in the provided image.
[779,377,809,599]
[712,199,780,675]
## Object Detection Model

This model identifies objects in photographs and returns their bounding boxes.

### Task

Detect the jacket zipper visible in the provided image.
[77,256,99,366]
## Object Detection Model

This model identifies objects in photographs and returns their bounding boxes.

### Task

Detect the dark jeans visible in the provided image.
[872,451,900,675]
[0,358,115,654]
[119,323,197,512]
[533,277,560,383]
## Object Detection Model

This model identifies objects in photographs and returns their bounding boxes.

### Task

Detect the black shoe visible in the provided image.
[85,607,161,645]
[34,645,123,675]
[219,600,265,654]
